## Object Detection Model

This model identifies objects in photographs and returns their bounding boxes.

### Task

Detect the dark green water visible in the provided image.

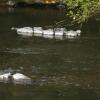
[0,7,100,100]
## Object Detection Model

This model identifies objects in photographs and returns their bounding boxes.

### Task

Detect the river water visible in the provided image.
[0,7,100,100]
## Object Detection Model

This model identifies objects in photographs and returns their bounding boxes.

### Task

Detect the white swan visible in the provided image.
[12,73,32,85]
[12,73,30,80]
[43,34,54,39]
[54,28,65,36]
[33,27,43,37]
[43,29,54,35]
[6,0,15,6]
[33,27,43,34]
[0,72,11,82]
[64,30,81,37]
[11,27,33,36]
[0,72,32,85]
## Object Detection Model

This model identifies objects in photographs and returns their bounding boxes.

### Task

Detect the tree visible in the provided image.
[62,0,100,26]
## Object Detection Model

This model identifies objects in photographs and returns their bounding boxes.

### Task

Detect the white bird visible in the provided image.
[0,72,32,85]
[54,28,65,36]
[12,73,30,80]
[0,72,11,82]
[6,0,15,6]
[12,73,32,85]
[64,30,81,37]
[33,27,43,34]
[11,27,33,36]
[43,29,54,35]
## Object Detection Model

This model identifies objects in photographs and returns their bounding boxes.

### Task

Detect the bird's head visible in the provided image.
[11,27,17,30]
[76,30,81,34]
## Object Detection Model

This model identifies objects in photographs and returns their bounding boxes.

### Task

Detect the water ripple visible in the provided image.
[0,48,59,55]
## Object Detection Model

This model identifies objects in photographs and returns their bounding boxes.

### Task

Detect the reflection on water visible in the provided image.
[0,7,100,100]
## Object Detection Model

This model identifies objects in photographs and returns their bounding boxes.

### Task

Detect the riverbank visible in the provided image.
[0,1,66,9]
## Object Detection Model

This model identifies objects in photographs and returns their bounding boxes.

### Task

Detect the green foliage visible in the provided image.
[64,0,100,24]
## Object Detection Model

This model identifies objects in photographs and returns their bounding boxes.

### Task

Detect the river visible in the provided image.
[0,7,100,100]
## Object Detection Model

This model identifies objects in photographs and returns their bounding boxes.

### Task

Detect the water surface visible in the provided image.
[0,7,100,100]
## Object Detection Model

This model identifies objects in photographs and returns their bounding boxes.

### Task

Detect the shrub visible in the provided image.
[64,0,100,24]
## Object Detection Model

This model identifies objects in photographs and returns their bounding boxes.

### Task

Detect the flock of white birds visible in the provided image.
[11,27,81,39]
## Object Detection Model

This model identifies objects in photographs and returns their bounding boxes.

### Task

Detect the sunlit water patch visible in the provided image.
[0,48,60,55]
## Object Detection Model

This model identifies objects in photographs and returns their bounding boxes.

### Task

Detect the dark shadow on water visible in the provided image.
[82,17,100,34]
